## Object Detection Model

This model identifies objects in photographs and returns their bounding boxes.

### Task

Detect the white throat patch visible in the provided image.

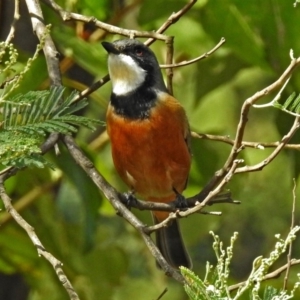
[108,54,146,95]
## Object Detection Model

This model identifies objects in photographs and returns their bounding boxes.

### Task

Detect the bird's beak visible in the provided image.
[101,42,120,55]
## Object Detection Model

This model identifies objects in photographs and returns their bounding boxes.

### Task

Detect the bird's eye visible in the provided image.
[135,48,143,56]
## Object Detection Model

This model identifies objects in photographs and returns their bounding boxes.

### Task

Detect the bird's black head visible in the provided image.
[102,39,167,96]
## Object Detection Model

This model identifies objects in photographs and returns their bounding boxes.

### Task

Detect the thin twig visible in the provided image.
[0,181,80,300]
[160,38,226,69]
[192,132,300,150]
[197,55,300,198]
[235,117,300,174]
[156,287,168,300]
[145,0,197,46]
[5,0,20,44]
[0,180,60,227]
[42,0,167,41]
[165,36,174,95]
[253,76,291,108]
[283,179,297,289]
[223,57,300,175]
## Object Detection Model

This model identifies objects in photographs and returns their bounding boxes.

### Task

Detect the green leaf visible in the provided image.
[0,87,100,168]
[282,92,296,109]
[274,92,300,115]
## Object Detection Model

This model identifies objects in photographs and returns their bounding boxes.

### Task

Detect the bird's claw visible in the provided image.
[120,192,137,209]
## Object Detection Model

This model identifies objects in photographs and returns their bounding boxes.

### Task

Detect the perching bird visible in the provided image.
[102,39,192,269]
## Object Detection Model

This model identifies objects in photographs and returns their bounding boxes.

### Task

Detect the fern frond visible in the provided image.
[0,86,101,168]
[282,92,296,109]
[3,86,100,133]
[274,92,300,117]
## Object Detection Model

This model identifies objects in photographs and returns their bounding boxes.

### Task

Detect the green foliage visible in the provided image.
[274,92,300,116]
[0,87,101,168]
[181,229,300,300]
[1,0,300,299]
[0,27,50,99]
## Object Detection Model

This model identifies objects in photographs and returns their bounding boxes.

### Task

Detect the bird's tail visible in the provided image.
[153,214,192,269]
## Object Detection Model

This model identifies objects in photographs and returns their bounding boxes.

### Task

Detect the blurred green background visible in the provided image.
[1,0,300,299]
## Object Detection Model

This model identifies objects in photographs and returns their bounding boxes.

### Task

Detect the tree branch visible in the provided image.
[42,0,168,41]
[191,132,300,150]
[5,0,20,44]
[145,0,197,45]
[25,0,61,86]
[165,36,174,95]
[160,38,226,69]
[283,178,297,289]
[197,55,300,197]
[235,117,300,173]
[0,180,80,300]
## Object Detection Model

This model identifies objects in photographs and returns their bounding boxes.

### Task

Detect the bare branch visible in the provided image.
[25,0,61,86]
[235,117,300,174]
[0,181,59,228]
[42,0,168,41]
[145,0,197,45]
[192,132,300,150]
[197,56,300,196]
[165,36,174,95]
[253,76,291,108]
[0,181,80,300]
[160,38,226,69]
[71,75,110,104]
[283,179,297,289]
[5,0,20,44]
[155,287,168,300]
[222,56,300,175]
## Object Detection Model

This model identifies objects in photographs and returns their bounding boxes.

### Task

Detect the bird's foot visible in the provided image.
[172,188,189,210]
[120,191,137,209]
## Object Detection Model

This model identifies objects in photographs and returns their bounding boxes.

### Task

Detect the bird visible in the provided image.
[102,39,192,269]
